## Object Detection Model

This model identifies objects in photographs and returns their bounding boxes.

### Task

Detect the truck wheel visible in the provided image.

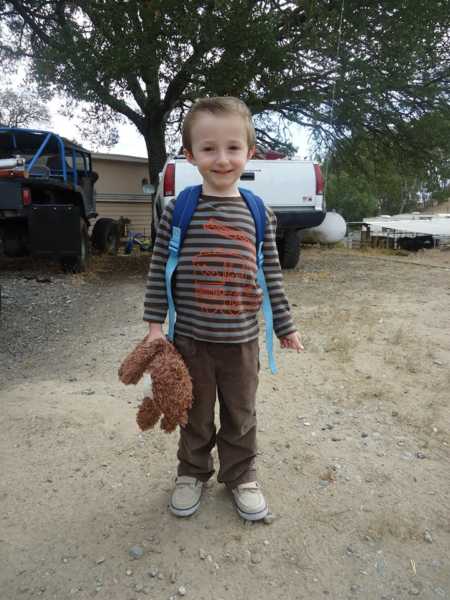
[3,225,28,257]
[91,218,119,255]
[2,223,29,257]
[61,220,90,273]
[279,230,301,269]
[276,239,283,262]
[3,227,23,257]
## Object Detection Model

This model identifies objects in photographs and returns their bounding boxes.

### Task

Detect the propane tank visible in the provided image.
[301,211,346,244]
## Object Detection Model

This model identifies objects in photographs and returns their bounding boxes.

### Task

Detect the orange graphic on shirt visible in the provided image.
[193,220,261,315]
[203,219,255,255]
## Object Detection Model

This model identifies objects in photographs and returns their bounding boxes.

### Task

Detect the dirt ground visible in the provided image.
[1,246,449,600]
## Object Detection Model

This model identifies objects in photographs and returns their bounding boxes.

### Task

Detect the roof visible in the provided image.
[364,214,450,237]
[0,127,89,154]
[92,152,148,165]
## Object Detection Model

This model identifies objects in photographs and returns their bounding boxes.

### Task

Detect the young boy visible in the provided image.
[143,96,303,521]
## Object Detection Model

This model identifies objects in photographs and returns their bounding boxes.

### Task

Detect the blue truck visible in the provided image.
[0,127,119,271]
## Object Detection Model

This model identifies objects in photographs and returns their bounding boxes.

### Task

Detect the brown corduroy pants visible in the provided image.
[174,335,259,489]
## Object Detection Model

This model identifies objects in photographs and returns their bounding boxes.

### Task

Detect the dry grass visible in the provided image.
[383,345,420,374]
[300,271,333,282]
[324,334,353,362]
[0,250,151,277]
[389,326,406,347]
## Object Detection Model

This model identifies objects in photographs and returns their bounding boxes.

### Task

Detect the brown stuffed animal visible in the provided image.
[118,337,193,433]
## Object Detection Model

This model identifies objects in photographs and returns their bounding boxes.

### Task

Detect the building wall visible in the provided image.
[91,154,152,235]
[92,157,149,195]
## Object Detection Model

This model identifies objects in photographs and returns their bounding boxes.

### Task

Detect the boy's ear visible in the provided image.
[183,148,196,165]
[247,145,256,159]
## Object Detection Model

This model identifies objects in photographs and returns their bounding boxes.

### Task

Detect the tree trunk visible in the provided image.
[143,114,167,186]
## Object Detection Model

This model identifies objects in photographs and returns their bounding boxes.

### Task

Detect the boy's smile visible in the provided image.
[184,112,255,197]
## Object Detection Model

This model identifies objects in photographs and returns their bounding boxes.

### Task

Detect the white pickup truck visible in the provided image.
[152,155,326,268]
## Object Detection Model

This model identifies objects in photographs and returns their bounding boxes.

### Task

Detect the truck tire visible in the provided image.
[279,230,301,269]
[61,220,90,273]
[91,218,119,255]
[3,225,28,257]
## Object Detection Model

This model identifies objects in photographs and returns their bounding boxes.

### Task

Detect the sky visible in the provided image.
[51,108,147,157]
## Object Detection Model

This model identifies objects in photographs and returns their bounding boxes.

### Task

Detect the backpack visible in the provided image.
[165,184,277,374]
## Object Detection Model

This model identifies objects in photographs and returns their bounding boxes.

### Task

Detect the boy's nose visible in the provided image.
[216,150,229,164]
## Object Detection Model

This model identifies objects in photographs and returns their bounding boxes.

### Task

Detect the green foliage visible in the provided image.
[325,105,450,218]
[0,1,449,183]
[325,172,378,222]
[431,186,450,204]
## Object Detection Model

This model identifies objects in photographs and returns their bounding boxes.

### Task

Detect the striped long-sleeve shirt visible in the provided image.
[143,193,296,343]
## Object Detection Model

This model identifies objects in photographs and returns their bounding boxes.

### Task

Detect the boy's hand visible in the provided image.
[146,322,165,343]
[280,331,304,352]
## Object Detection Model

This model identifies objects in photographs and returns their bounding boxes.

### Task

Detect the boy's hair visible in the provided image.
[182,96,256,152]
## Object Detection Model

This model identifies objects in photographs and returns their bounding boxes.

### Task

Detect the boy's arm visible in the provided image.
[143,201,175,327]
[262,208,298,339]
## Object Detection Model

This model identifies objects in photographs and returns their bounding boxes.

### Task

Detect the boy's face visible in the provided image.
[184,112,255,196]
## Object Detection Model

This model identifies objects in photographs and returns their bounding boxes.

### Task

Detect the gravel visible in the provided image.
[1,270,83,358]
[0,255,148,377]
[2,248,450,600]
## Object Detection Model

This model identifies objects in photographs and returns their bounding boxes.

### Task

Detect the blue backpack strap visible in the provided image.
[166,185,202,341]
[239,188,277,374]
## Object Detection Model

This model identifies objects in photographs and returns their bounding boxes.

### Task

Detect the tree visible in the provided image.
[0,86,51,128]
[325,172,379,221]
[325,107,450,218]
[1,1,448,184]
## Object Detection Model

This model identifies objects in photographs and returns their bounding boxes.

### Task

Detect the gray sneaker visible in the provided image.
[169,476,203,517]
[231,481,268,521]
